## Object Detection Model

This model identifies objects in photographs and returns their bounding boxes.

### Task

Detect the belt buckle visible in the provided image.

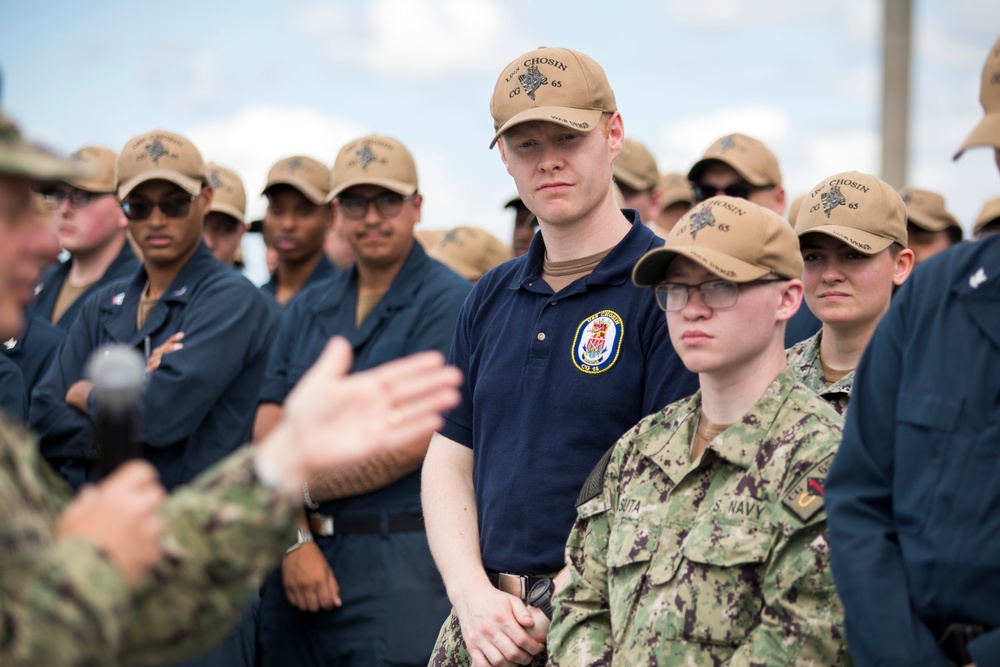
[497,572,528,600]
[309,513,334,537]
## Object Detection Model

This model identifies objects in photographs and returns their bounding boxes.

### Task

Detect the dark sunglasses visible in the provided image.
[121,194,197,221]
[337,192,415,220]
[692,182,774,203]
[44,189,111,209]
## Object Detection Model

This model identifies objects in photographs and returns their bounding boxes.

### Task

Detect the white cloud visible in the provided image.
[656,105,792,172]
[187,106,365,221]
[288,0,512,76]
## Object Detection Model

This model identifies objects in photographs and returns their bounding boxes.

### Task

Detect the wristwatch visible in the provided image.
[526,578,554,620]
[285,528,315,555]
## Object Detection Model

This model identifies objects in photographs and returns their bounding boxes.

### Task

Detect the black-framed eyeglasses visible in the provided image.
[44,188,111,210]
[692,182,774,203]
[337,192,415,220]
[120,194,198,222]
[653,277,786,312]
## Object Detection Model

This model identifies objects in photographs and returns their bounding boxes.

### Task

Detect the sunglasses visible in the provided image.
[44,189,111,209]
[692,182,774,203]
[120,194,198,221]
[337,192,415,220]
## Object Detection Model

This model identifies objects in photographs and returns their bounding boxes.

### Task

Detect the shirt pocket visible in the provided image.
[651,520,774,647]
[894,390,961,533]
[607,517,660,644]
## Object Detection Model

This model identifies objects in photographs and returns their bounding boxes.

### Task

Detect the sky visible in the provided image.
[2,0,999,264]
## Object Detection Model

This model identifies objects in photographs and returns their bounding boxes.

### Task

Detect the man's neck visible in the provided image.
[274,253,323,305]
[356,256,406,294]
[698,342,788,425]
[819,320,879,371]
[144,246,199,300]
[67,234,127,287]
[537,196,633,262]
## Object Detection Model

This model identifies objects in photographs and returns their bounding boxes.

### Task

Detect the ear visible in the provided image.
[771,185,787,217]
[199,185,214,215]
[411,193,423,223]
[892,247,915,286]
[607,112,625,160]
[775,278,803,323]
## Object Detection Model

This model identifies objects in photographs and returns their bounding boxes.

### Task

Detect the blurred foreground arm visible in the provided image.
[121,336,462,662]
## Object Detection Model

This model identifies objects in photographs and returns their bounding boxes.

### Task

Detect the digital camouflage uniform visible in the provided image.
[0,414,296,667]
[548,367,851,666]
[786,330,853,416]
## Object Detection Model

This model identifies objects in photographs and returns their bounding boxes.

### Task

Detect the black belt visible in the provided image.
[486,570,552,601]
[307,512,424,537]
[934,623,986,666]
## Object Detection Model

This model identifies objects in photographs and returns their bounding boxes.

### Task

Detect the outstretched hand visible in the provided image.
[256,336,463,495]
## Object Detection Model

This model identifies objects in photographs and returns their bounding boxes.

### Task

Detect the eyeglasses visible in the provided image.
[120,194,198,221]
[653,277,786,312]
[44,189,111,209]
[692,182,774,203]
[337,192,415,220]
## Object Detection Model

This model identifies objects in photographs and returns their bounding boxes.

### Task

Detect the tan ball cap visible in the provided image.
[613,138,659,191]
[263,155,330,206]
[974,196,1000,234]
[795,172,907,253]
[117,130,205,199]
[489,46,617,149]
[427,226,511,281]
[66,146,117,193]
[688,133,782,187]
[659,172,694,209]
[955,37,1000,159]
[329,135,418,200]
[0,109,87,182]
[900,187,961,234]
[206,162,247,224]
[633,196,802,286]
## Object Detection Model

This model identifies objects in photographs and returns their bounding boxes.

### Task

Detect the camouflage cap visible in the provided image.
[117,130,205,199]
[263,155,330,206]
[688,133,782,187]
[659,172,694,209]
[900,187,961,233]
[973,196,1000,234]
[0,108,87,182]
[427,226,511,281]
[795,172,907,254]
[489,46,617,149]
[955,37,1000,159]
[206,162,247,224]
[329,135,418,200]
[613,138,659,191]
[633,196,802,286]
[65,146,117,193]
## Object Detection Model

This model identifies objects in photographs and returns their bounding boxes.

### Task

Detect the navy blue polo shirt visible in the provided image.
[441,210,699,574]
[30,242,278,490]
[826,233,1000,666]
[3,312,65,395]
[260,254,337,305]
[32,242,139,330]
[259,240,471,516]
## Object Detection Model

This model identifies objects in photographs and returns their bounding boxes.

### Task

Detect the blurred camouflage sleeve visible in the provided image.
[120,445,297,666]
[726,512,850,667]
[0,417,130,667]
[548,446,618,666]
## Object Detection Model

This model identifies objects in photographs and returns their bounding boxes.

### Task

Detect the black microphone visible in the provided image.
[87,344,146,480]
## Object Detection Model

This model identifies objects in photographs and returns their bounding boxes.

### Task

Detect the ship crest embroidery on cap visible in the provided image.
[718,135,736,151]
[208,170,222,188]
[145,139,168,164]
[689,207,716,239]
[286,157,302,172]
[821,185,847,218]
[519,65,548,101]
[356,145,376,171]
